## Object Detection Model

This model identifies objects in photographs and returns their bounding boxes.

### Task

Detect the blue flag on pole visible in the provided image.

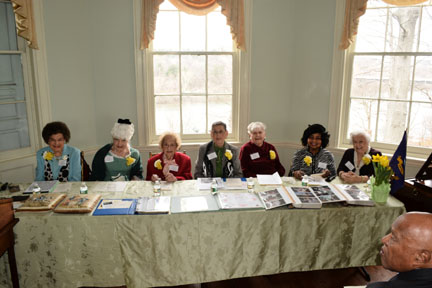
[389,131,407,195]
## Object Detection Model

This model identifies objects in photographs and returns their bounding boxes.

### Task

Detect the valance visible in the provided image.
[140,0,245,51]
[339,0,368,50]
[11,0,38,49]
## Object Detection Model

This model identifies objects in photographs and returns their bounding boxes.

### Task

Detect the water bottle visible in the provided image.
[301,175,309,187]
[247,177,254,193]
[32,183,41,195]
[80,182,88,194]
[153,180,161,197]
[211,179,218,195]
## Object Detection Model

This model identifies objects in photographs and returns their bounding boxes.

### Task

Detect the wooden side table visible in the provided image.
[0,199,20,288]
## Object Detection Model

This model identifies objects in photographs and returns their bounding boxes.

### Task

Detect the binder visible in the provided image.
[92,198,137,215]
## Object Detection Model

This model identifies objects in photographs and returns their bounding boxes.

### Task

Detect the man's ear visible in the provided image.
[415,250,431,266]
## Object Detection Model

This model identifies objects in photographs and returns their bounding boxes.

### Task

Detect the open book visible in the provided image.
[217,192,264,210]
[309,185,345,204]
[257,187,292,210]
[334,184,374,206]
[284,186,322,209]
[136,196,171,214]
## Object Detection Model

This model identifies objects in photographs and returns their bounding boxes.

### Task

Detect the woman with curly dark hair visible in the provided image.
[289,124,336,180]
[35,121,81,182]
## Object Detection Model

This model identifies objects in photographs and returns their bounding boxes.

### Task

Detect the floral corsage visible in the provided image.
[43,151,54,161]
[225,149,233,160]
[126,156,136,166]
[304,156,312,166]
[269,150,276,160]
[154,159,162,170]
[362,154,371,165]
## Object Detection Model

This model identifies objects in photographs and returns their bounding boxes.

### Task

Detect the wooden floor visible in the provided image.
[167,266,396,288]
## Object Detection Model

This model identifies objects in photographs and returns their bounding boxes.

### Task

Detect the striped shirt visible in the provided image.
[289,147,336,177]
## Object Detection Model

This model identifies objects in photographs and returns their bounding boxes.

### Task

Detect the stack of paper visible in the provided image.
[257,172,282,185]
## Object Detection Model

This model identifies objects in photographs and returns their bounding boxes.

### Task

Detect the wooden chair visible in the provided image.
[80,151,92,181]
[0,199,20,288]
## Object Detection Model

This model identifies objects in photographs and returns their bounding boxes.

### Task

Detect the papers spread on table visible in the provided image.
[170,194,219,213]
[223,178,247,190]
[136,196,171,214]
[160,181,173,191]
[305,174,327,186]
[257,172,282,185]
[92,199,137,215]
[53,183,72,193]
[24,181,59,194]
[92,182,128,193]
[217,192,264,210]
[334,184,374,206]
[257,187,292,209]
[284,186,322,209]
[197,178,224,190]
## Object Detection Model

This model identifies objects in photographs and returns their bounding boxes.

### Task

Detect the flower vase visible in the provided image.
[370,177,391,204]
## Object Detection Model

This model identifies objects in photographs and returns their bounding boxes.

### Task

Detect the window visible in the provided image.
[337,0,432,156]
[141,1,246,144]
[0,2,32,153]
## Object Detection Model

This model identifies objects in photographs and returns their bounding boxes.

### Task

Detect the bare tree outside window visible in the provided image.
[347,1,432,148]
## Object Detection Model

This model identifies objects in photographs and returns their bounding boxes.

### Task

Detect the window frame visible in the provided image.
[133,0,251,147]
[329,0,432,160]
[0,0,50,162]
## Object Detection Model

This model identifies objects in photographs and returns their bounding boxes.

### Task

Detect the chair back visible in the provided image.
[80,151,92,181]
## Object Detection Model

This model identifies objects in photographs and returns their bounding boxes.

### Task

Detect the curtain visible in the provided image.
[382,0,428,5]
[10,0,38,49]
[140,0,245,51]
[339,0,368,50]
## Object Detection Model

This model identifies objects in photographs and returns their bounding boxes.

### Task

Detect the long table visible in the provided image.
[0,179,405,288]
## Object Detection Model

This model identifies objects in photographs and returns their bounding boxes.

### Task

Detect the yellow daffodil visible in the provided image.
[372,154,381,163]
[362,154,371,165]
[269,150,276,160]
[379,156,389,168]
[154,159,162,170]
[126,156,136,166]
[43,151,54,161]
[225,149,233,160]
[304,156,312,166]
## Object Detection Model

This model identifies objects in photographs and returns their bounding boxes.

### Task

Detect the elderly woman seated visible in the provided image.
[36,121,81,182]
[90,119,143,181]
[239,121,285,177]
[146,132,192,182]
[290,124,336,180]
[337,130,381,184]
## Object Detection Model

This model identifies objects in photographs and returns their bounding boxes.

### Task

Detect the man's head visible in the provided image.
[380,212,432,272]
[211,121,228,148]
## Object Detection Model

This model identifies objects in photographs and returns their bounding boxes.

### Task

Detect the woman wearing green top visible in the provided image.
[90,119,143,181]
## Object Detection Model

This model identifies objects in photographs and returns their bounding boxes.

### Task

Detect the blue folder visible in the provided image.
[92,198,137,216]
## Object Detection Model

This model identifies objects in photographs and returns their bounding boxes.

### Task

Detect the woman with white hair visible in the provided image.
[337,130,381,184]
[239,121,285,177]
[90,119,143,181]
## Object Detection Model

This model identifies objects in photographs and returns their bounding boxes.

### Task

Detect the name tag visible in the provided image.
[58,159,67,167]
[104,155,114,163]
[169,165,179,172]
[318,162,327,169]
[250,152,260,160]
[207,152,217,160]
[345,161,355,171]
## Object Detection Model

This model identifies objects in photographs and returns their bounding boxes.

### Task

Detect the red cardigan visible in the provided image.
[146,152,193,181]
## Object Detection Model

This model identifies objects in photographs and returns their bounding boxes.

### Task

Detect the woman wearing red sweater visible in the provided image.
[146,132,192,182]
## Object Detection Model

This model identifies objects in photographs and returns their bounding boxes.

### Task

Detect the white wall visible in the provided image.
[0,0,425,182]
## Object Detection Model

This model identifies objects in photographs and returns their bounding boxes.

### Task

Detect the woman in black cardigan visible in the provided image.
[337,131,381,184]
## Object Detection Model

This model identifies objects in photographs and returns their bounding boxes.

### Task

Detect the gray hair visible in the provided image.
[247,122,266,134]
[211,121,227,131]
[349,130,371,144]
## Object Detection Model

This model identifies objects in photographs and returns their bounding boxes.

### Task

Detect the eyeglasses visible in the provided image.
[212,129,226,135]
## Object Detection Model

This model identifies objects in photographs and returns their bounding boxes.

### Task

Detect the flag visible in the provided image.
[389,131,407,195]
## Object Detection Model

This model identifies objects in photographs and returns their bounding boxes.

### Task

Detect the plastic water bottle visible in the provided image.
[32,183,41,195]
[211,179,218,195]
[80,182,88,194]
[247,177,254,193]
[301,175,309,187]
[153,180,161,197]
